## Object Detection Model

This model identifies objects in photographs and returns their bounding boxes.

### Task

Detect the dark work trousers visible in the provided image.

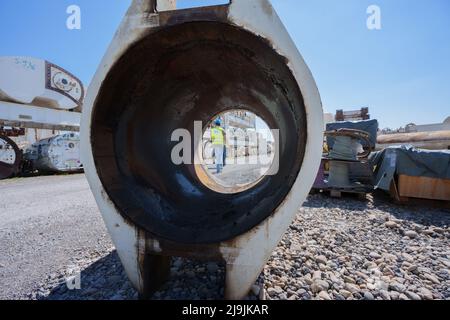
[223,145,227,167]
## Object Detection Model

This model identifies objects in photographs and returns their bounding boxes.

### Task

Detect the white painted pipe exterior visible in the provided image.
[81,0,323,299]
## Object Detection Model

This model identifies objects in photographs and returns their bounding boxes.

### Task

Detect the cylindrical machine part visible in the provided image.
[24,133,82,173]
[328,136,360,161]
[81,0,324,299]
[0,134,22,179]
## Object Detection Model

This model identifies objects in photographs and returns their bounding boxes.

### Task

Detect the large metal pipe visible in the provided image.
[24,133,83,173]
[377,130,450,150]
[81,0,323,299]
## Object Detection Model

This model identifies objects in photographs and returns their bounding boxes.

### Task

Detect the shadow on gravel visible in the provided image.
[43,251,136,300]
[304,193,450,229]
[42,250,231,300]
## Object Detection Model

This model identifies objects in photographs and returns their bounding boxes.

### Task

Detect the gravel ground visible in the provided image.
[261,194,450,301]
[0,174,111,300]
[1,175,449,300]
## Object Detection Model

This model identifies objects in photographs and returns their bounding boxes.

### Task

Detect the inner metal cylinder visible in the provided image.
[91,21,307,244]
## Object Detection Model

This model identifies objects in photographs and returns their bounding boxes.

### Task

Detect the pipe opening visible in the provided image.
[197,109,276,194]
[91,22,307,244]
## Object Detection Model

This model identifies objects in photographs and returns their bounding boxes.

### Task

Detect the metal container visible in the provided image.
[81,0,323,299]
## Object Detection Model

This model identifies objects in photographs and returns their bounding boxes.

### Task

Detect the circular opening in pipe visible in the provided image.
[91,22,307,244]
[197,109,276,194]
[0,139,16,164]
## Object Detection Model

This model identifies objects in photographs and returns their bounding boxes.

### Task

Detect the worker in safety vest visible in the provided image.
[211,119,225,174]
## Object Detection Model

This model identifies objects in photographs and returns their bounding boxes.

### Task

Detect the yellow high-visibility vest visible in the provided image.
[211,127,225,145]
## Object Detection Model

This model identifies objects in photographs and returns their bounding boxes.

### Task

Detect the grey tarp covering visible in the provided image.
[326,119,379,149]
[369,145,450,191]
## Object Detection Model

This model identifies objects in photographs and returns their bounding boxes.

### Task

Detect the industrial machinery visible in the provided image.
[81,0,323,299]
[0,56,83,133]
[0,56,83,113]
[23,133,83,173]
[324,129,373,196]
[0,56,84,178]
[0,134,22,179]
[0,55,83,136]
[314,120,378,198]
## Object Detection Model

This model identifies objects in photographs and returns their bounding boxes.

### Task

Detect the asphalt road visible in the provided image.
[0,174,112,300]
[206,155,274,187]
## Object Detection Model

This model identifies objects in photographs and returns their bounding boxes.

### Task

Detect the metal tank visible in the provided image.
[81,0,323,299]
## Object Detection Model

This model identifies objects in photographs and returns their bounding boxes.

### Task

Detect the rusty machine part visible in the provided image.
[81,0,324,299]
[0,134,22,179]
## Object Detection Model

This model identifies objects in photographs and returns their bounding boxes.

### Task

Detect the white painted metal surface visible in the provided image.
[81,0,323,300]
[0,101,81,131]
[0,56,84,110]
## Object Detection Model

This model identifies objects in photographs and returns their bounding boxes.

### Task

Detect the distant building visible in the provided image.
[219,110,256,130]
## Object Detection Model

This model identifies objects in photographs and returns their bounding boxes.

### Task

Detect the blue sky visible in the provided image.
[0,0,449,129]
